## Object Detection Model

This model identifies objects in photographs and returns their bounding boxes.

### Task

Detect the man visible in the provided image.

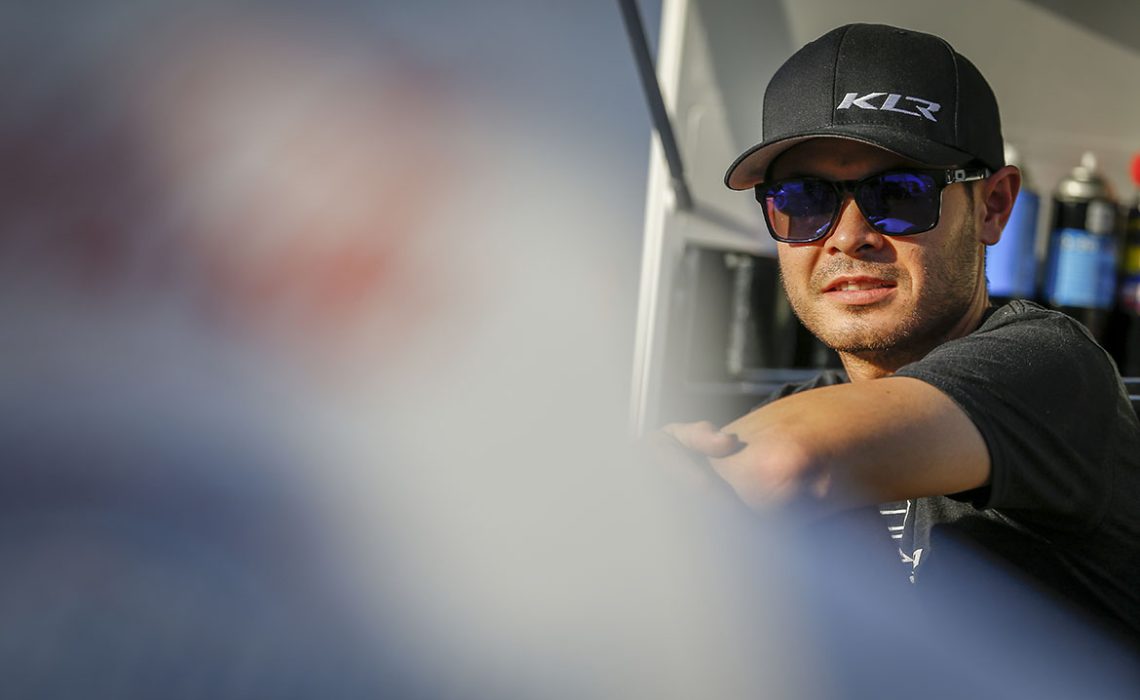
[666,24,1140,641]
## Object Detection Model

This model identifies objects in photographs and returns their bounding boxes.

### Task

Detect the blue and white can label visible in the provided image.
[1043,227,1117,309]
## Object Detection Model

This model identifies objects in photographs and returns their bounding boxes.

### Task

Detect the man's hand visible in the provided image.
[661,421,745,459]
[642,421,744,493]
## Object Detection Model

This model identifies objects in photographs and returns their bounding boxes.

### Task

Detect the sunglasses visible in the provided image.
[754,167,991,243]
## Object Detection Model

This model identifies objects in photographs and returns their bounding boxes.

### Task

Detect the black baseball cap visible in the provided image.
[724,23,1004,190]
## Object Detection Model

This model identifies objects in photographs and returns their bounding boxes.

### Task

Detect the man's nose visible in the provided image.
[826,195,885,256]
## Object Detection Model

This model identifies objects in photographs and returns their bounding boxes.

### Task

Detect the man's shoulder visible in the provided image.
[909,299,1113,377]
[892,299,1128,429]
[924,300,1104,361]
[981,300,1095,340]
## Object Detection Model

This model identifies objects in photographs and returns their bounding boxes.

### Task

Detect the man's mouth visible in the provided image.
[824,277,896,293]
[821,276,897,305]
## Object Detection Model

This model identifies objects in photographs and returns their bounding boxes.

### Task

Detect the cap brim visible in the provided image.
[723,127,977,190]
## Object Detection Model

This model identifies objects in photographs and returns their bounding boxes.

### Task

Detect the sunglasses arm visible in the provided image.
[947,168,991,185]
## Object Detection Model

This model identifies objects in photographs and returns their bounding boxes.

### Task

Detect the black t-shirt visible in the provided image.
[764,301,1140,638]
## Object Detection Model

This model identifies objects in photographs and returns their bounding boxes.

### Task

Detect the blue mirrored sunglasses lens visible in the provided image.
[858,172,940,235]
[765,179,836,241]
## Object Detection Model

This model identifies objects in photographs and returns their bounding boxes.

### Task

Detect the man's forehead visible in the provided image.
[769,138,921,179]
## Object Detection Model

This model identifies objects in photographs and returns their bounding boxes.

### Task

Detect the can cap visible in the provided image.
[1056,151,1115,203]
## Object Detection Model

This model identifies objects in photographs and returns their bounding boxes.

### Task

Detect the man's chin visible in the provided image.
[809,315,902,351]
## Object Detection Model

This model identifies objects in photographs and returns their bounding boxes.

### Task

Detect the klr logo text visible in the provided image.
[836,92,941,122]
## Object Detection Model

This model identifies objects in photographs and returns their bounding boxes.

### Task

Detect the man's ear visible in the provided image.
[977,165,1022,246]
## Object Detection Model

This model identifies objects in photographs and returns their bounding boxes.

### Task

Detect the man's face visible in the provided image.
[770,139,987,363]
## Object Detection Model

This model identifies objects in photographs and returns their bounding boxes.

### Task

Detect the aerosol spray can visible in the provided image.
[1042,152,1120,340]
[987,145,1040,303]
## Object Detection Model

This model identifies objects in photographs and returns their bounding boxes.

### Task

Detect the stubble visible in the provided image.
[781,214,983,367]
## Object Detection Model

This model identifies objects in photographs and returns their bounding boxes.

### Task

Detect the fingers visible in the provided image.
[661,421,745,458]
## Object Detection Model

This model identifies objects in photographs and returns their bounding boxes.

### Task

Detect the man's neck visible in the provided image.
[838,350,921,382]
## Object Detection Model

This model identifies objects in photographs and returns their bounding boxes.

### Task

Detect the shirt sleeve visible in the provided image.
[894,303,1122,533]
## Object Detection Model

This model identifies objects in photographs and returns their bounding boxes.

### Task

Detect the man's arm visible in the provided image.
[668,377,990,513]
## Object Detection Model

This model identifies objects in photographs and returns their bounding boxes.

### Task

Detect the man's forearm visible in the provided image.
[706,376,991,512]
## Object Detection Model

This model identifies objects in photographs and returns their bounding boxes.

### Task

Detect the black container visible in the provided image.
[1041,152,1120,341]
[1110,196,1140,374]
